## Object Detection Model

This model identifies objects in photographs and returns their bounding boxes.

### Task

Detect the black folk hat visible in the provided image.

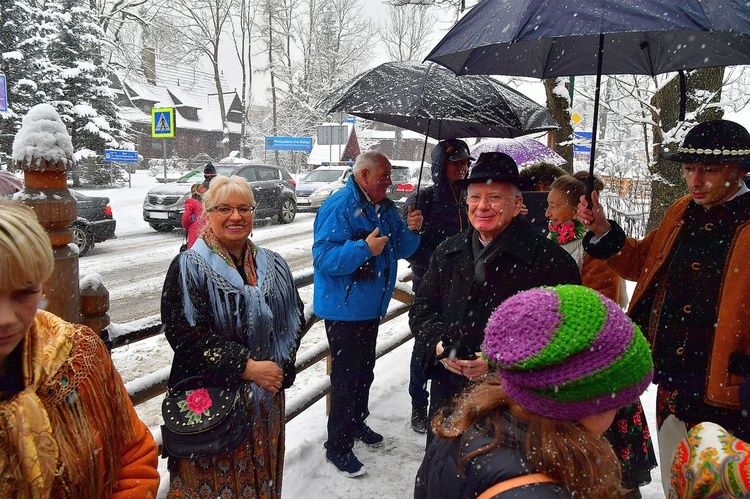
[661,120,750,167]
[456,151,531,190]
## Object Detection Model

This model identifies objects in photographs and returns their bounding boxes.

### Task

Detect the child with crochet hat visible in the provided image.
[415,284,654,499]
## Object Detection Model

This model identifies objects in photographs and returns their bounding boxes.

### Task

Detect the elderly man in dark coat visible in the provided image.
[410,152,581,445]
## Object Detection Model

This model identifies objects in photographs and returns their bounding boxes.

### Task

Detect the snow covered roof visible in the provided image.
[116,61,241,134]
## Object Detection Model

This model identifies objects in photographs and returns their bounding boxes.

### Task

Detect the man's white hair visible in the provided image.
[353,151,388,174]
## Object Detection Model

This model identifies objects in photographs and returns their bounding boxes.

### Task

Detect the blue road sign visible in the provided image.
[574,131,592,153]
[151,107,175,138]
[0,74,7,113]
[265,136,313,152]
[104,149,139,163]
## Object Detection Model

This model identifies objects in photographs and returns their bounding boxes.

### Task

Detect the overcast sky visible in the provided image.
[220,1,462,106]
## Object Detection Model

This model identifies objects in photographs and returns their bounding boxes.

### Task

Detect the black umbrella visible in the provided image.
[320,60,558,140]
[319,60,558,197]
[425,0,750,197]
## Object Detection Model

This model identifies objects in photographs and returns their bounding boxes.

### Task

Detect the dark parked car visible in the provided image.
[387,161,434,206]
[71,190,117,256]
[0,173,115,256]
[142,161,297,231]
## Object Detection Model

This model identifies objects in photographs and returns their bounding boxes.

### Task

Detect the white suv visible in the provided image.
[295,165,352,210]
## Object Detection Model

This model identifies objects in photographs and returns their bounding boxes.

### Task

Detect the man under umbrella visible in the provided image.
[410,152,581,447]
[578,120,750,493]
[313,151,423,478]
[402,139,472,433]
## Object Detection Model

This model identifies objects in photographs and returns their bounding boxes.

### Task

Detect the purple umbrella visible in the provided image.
[0,171,23,197]
[470,137,566,170]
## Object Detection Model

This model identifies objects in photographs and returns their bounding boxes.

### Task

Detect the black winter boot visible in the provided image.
[411,407,428,434]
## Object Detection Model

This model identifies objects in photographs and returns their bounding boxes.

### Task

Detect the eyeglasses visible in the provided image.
[207,204,255,216]
[466,194,518,206]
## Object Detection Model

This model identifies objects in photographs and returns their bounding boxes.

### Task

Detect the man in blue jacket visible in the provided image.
[313,151,423,477]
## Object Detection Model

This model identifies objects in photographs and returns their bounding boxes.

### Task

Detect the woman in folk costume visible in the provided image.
[545,174,656,497]
[161,175,304,497]
[0,200,160,498]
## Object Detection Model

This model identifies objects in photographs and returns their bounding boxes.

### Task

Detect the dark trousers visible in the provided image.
[408,347,429,411]
[325,319,379,455]
[409,269,429,411]
[426,374,468,448]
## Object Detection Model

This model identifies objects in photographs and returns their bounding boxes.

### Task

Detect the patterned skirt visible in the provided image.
[168,393,285,498]
[603,399,658,490]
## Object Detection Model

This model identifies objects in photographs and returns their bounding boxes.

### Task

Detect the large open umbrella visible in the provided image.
[319,60,558,197]
[320,60,558,140]
[424,0,750,196]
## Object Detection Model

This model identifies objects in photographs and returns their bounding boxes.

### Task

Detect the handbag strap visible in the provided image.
[477,473,556,499]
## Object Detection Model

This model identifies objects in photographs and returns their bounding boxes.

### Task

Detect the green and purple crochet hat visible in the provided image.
[482,284,653,421]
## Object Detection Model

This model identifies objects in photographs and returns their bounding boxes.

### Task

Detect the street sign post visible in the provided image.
[151,108,175,138]
[265,136,313,152]
[104,149,139,163]
[104,149,139,188]
[0,74,8,113]
[151,108,175,179]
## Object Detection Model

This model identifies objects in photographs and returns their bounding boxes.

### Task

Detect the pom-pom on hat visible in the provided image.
[482,285,653,421]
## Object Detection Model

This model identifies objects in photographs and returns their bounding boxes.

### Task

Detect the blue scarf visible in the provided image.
[179,237,301,408]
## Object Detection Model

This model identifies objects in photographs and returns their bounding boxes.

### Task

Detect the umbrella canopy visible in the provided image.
[425,0,750,78]
[424,0,750,196]
[470,137,566,169]
[319,60,558,140]
[0,171,23,197]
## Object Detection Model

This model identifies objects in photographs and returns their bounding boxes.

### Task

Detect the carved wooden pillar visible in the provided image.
[12,105,108,332]
[19,160,81,322]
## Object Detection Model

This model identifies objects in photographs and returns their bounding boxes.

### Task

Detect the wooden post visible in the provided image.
[19,161,81,323]
[80,278,110,339]
[13,106,110,333]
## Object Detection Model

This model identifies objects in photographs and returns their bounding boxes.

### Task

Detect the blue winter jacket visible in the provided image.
[313,176,420,321]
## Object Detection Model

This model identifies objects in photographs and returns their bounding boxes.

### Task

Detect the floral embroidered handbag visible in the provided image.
[161,375,250,459]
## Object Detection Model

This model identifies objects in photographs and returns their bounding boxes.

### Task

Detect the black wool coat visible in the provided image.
[410,218,581,396]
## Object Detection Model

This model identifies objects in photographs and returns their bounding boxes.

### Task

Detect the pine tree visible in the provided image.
[0,0,59,167]
[45,0,129,184]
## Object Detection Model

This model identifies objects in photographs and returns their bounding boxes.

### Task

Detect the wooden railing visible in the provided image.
[108,267,415,447]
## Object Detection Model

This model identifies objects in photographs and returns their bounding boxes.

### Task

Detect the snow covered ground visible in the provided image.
[88,171,666,498]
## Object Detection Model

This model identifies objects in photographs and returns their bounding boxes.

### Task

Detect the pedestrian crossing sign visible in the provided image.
[151,107,175,138]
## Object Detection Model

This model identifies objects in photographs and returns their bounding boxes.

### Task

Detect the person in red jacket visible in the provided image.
[182,182,205,249]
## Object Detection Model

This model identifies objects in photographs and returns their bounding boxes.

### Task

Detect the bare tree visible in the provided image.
[544,78,574,170]
[172,0,235,157]
[231,0,257,158]
[381,4,434,61]
[387,0,480,19]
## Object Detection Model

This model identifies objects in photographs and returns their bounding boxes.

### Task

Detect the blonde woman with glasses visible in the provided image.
[161,175,304,497]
